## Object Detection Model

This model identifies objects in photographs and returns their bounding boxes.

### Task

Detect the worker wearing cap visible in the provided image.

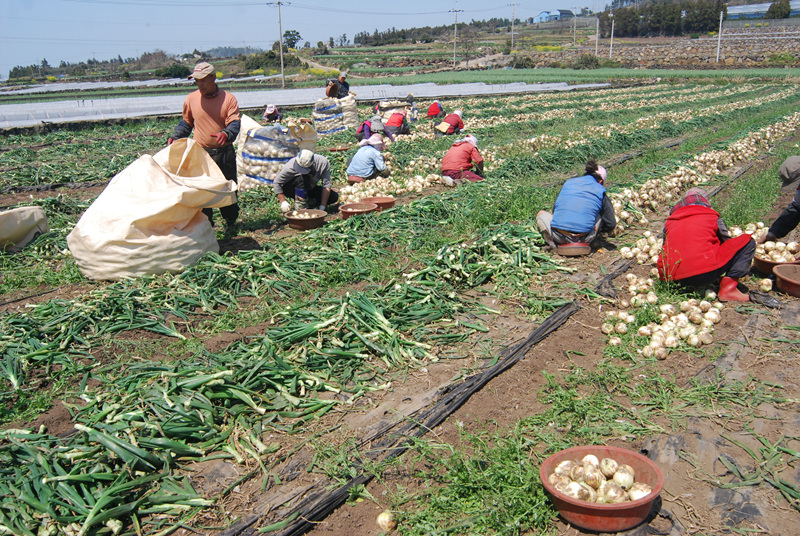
[169,62,241,231]
[537,160,616,250]
[274,149,339,212]
[434,110,464,137]
[440,135,484,185]
[355,115,394,143]
[336,72,350,99]
[263,104,281,123]
[346,134,390,184]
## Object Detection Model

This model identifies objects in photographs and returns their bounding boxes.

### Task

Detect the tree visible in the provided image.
[338,33,348,47]
[329,36,335,48]
[766,0,791,19]
[283,29,302,48]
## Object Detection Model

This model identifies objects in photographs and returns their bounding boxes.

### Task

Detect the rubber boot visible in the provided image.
[718,276,750,302]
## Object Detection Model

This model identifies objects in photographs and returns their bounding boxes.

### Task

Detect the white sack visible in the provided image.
[0,206,49,252]
[339,95,360,129]
[67,138,237,281]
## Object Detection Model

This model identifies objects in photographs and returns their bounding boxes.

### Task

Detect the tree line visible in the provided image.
[599,0,727,38]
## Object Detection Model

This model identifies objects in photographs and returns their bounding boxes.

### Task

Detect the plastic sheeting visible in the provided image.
[0,80,609,129]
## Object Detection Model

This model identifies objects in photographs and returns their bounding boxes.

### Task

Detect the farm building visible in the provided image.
[533,9,575,23]
[727,0,800,19]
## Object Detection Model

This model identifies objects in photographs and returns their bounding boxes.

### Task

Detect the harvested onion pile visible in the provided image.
[548,454,653,504]
[755,240,800,263]
[286,210,318,219]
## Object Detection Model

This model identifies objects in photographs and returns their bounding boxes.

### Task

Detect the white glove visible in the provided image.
[441,176,455,187]
[280,200,291,212]
[319,205,326,211]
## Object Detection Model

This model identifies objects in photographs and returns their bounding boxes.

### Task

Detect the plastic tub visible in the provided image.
[361,196,396,211]
[284,209,326,231]
[540,445,664,533]
[340,202,379,220]
[773,264,800,298]
[753,255,800,276]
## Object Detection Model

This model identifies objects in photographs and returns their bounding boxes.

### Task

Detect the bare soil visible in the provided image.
[4,159,800,536]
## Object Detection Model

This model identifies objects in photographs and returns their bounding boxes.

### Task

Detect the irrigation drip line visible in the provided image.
[0,180,107,196]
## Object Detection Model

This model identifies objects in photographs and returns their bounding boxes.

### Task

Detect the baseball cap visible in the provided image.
[293,149,314,173]
[189,62,215,80]
[339,71,347,78]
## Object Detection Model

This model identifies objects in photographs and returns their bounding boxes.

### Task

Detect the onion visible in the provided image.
[570,464,585,482]
[609,336,623,346]
[698,331,714,345]
[554,460,578,477]
[615,322,628,334]
[562,481,592,501]
[582,454,600,467]
[705,290,717,300]
[583,463,606,490]
[599,480,628,504]
[377,510,397,532]
[628,482,653,501]
[655,347,669,360]
[613,465,635,490]
[601,323,615,335]
[759,279,773,292]
[549,473,572,487]
[637,326,652,337]
[600,458,619,478]
[704,310,721,324]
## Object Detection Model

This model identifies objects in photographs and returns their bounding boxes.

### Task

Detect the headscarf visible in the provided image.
[670,187,710,214]
[358,133,385,149]
[454,135,478,147]
[454,110,463,118]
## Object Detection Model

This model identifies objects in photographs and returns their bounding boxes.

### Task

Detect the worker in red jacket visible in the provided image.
[657,188,755,301]
[384,111,410,137]
[440,135,484,185]
[426,101,446,119]
[434,110,464,137]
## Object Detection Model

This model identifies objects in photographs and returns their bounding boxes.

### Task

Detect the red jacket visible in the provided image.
[385,113,406,127]
[426,102,443,117]
[657,204,752,281]
[441,142,483,172]
[442,113,464,134]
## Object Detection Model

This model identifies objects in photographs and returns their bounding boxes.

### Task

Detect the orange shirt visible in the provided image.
[441,142,483,172]
[182,89,240,148]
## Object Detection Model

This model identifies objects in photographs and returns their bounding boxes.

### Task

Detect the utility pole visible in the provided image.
[595,17,599,56]
[609,13,615,59]
[450,8,464,69]
[716,10,724,63]
[573,8,577,45]
[508,3,518,50]
[267,1,289,88]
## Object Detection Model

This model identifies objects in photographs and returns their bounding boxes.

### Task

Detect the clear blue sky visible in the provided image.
[0,0,597,80]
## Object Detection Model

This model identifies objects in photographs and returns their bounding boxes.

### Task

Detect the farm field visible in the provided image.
[2,79,800,536]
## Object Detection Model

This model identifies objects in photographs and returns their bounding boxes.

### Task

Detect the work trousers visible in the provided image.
[202,145,239,226]
[768,189,800,239]
[677,238,756,287]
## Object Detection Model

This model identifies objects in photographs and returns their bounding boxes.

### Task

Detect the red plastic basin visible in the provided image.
[773,263,800,298]
[539,445,664,533]
[340,202,379,220]
[361,196,396,211]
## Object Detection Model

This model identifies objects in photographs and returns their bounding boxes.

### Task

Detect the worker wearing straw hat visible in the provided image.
[346,134,390,184]
[263,104,281,123]
[434,110,464,137]
[657,188,755,302]
[274,150,339,213]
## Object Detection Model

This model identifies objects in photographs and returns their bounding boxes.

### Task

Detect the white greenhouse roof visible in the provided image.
[0,80,609,129]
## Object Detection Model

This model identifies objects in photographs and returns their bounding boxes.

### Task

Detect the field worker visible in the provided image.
[434,110,464,137]
[274,149,339,213]
[263,104,281,123]
[336,72,350,98]
[758,156,800,245]
[426,101,446,119]
[384,111,410,137]
[440,135,484,186]
[346,134,390,184]
[657,188,755,302]
[536,160,616,251]
[169,62,241,232]
[355,115,394,143]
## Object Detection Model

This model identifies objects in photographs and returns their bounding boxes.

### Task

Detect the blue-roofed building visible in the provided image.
[727,0,800,19]
[533,9,575,22]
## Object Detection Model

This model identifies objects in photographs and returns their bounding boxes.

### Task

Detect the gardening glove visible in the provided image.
[212,132,228,146]
[319,205,326,211]
[168,137,175,145]
[280,200,291,213]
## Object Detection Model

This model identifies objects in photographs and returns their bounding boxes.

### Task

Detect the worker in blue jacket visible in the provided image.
[537,160,616,249]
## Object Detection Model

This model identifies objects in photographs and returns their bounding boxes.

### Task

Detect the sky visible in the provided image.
[0,0,600,80]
